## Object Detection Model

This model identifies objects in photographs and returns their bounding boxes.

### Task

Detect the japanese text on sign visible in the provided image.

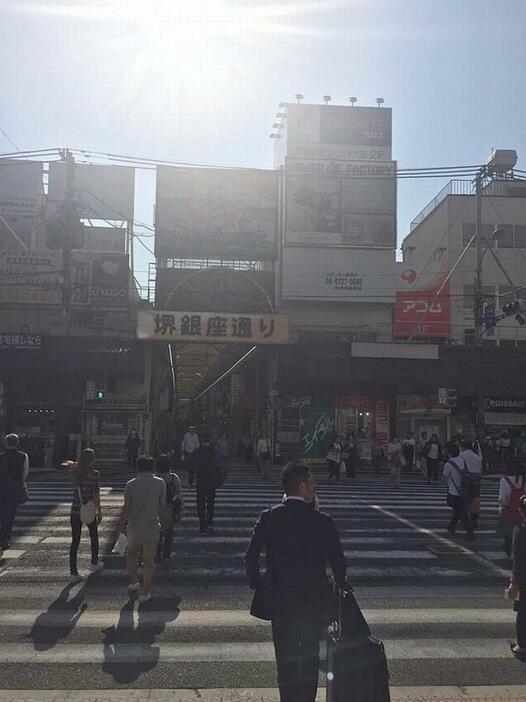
[137,310,292,345]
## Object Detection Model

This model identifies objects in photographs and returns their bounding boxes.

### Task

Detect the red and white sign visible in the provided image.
[394,278,451,338]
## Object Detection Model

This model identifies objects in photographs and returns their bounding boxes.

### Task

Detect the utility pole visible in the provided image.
[61,148,76,330]
[473,170,484,347]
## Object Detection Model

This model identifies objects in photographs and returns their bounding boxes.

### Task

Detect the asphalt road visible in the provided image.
[0,465,524,689]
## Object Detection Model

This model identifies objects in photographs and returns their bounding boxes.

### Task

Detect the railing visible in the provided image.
[410,180,474,230]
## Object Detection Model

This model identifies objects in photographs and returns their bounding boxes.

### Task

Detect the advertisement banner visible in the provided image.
[48,162,135,221]
[286,173,395,247]
[286,158,396,178]
[0,251,62,306]
[281,247,399,302]
[300,406,336,463]
[90,252,129,311]
[155,166,278,259]
[394,279,451,338]
[137,310,291,345]
[287,143,392,162]
[0,160,43,251]
[84,225,126,253]
[286,104,392,149]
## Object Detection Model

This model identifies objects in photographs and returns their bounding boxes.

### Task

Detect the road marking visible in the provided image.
[0,607,514,629]
[355,501,509,578]
[0,638,514,663]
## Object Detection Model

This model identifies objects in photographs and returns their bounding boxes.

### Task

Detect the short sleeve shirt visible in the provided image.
[125,472,166,540]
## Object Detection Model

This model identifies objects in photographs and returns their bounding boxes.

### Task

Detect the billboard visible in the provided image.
[300,406,336,463]
[137,310,291,345]
[394,278,451,338]
[286,104,392,151]
[90,252,129,311]
[155,166,278,259]
[281,247,399,302]
[285,171,396,247]
[0,160,43,250]
[48,162,135,221]
[83,225,126,253]
[0,251,62,307]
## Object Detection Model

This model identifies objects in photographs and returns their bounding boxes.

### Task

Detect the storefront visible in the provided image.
[484,397,526,433]
[336,396,391,461]
[396,394,451,444]
[84,394,149,463]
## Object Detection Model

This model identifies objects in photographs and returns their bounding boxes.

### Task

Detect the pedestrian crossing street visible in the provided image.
[1,467,526,689]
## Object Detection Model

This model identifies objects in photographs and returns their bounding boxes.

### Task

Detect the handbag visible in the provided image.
[78,486,97,525]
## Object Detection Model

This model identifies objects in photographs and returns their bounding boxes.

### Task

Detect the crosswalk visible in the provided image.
[1,466,526,689]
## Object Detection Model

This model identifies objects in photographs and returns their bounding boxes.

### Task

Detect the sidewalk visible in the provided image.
[2,688,526,702]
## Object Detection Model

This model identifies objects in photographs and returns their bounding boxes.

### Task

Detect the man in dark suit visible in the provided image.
[0,433,29,551]
[246,462,346,702]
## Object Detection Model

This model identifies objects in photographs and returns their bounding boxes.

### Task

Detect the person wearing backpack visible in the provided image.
[505,495,526,658]
[498,458,526,557]
[442,441,474,540]
[155,454,183,564]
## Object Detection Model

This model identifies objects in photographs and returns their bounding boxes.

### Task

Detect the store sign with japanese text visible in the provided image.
[394,279,451,338]
[0,252,63,307]
[137,310,292,345]
[287,143,391,162]
[0,333,42,349]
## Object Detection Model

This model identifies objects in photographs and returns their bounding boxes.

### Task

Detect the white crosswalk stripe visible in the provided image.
[0,469,520,690]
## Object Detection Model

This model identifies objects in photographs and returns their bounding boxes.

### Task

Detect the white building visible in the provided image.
[401,177,526,346]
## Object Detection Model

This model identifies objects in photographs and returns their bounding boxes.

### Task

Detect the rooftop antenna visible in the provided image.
[322,95,331,104]
[375,97,384,107]
[294,93,304,103]
[348,97,358,106]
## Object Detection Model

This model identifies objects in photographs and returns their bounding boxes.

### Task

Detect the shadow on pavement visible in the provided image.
[29,581,88,651]
[102,595,181,683]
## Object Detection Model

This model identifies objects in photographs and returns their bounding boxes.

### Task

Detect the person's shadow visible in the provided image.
[29,582,87,651]
[102,596,181,684]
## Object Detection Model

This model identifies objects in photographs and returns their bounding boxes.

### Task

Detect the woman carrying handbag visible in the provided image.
[66,448,103,583]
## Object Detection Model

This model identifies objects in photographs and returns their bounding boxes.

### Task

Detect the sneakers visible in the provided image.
[88,561,104,573]
[68,573,83,584]
[128,582,140,594]
[138,592,151,604]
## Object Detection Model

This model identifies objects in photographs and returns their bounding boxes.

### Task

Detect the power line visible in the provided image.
[0,127,22,153]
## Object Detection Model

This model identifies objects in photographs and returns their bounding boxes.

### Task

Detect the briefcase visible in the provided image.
[326,588,390,702]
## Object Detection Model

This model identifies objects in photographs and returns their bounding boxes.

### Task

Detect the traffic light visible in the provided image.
[95,389,105,400]
[502,299,526,326]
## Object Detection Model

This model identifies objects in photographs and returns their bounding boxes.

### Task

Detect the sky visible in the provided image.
[1,0,526,288]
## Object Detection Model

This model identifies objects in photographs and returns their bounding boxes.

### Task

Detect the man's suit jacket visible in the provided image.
[245,498,346,618]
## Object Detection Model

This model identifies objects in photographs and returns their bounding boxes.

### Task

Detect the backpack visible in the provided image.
[450,458,479,504]
[503,476,525,523]
[165,473,183,523]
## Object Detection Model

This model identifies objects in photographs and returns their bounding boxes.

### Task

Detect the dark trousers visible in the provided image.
[344,459,356,479]
[127,453,138,471]
[0,498,18,544]
[185,451,196,486]
[517,592,526,648]
[69,513,99,575]
[156,528,174,561]
[271,612,322,702]
[327,460,340,482]
[197,488,216,531]
[448,495,473,535]
[426,458,439,481]
[403,446,414,470]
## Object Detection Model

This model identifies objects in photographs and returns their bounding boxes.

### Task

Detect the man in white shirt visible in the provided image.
[459,439,482,528]
[443,441,474,540]
[459,440,483,475]
[181,426,200,488]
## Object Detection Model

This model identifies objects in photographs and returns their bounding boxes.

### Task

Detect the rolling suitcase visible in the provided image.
[326,588,390,702]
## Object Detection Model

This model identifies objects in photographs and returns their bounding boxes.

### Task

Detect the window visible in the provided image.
[463,284,494,310]
[499,285,514,304]
[461,223,475,247]
[515,225,526,249]
[496,224,514,249]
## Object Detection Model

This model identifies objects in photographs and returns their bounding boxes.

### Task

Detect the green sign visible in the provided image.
[300,407,336,463]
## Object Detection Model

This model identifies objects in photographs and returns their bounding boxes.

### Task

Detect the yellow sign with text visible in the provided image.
[137,310,292,345]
